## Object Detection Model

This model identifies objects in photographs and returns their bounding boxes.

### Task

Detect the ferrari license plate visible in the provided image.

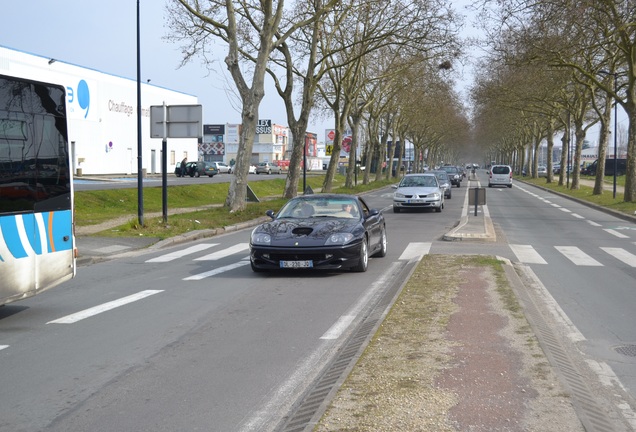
[280,260,313,268]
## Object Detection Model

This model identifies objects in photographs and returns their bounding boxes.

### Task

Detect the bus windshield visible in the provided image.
[0,74,75,305]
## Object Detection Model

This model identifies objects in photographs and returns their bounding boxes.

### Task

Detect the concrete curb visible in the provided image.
[442,213,496,242]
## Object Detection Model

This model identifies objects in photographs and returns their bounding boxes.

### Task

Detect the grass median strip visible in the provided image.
[315,254,579,431]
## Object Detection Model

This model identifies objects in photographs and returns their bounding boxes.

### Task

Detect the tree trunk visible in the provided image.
[625,101,636,201]
[546,121,555,184]
[594,102,611,195]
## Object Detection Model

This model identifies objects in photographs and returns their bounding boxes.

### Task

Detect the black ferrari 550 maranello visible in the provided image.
[249,194,387,272]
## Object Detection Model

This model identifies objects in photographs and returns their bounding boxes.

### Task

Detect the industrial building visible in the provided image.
[1,45,199,176]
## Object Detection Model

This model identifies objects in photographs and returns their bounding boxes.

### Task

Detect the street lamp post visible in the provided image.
[136,0,144,225]
[612,73,618,199]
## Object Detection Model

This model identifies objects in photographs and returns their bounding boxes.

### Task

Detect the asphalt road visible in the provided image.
[1,174,635,431]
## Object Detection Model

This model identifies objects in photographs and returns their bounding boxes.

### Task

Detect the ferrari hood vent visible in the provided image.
[292,226,314,236]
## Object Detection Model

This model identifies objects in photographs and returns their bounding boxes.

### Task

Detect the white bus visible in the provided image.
[0,74,75,305]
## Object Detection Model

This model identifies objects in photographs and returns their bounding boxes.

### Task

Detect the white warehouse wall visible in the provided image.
[0,45,199,175]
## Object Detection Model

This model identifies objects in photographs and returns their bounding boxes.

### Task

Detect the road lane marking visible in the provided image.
[47,290,163,324]
[509,244,547,264]
[183,261,250,280]
[0,345,8,351]
[600,247,636,267]
[194,243,249,260]
[559,207,572,213]
[555,246,602,266]
[604,229,630,239]
[520,266,586,343]
[399,242,431,261]
[321,261,401,340]
[320,315,356,340]
[571,213,584,219]
[238,260,403,432]
[587,220,602,227]
[146,243,218,262]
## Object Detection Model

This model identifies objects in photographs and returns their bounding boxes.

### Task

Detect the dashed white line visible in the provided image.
[183,261,251,280]
[47,290,164,324]
[0,345,8,351]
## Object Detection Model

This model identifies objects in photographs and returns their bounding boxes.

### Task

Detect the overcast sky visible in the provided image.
[4,1,480,144]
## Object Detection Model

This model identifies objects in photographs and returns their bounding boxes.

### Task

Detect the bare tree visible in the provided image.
[167,0,319,210]
[487,0,636,200]
[316,0,462,191]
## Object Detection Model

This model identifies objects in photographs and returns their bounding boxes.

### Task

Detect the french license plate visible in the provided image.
[280,260,313,268]
[407,199,425,203]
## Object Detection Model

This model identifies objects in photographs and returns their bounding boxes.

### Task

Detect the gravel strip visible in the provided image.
[314,255,584,431]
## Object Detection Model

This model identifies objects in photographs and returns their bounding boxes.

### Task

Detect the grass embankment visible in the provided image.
[520,175,636,217]
[75,175,397,239]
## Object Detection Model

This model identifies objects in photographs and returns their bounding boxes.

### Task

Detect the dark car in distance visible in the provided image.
[581,158,627,176]
[439,165,462,187]
[175,161,218,177]
[430,170,452,199]
[249,194,387,273]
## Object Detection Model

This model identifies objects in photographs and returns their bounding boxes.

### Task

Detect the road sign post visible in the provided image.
[468,187,486,216]
[150,103,203,222]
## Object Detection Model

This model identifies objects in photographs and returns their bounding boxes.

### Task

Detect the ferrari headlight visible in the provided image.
[325,233,354,245]
[251,232,271,245]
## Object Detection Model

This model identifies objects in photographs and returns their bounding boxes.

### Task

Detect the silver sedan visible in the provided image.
[392,173,444,213]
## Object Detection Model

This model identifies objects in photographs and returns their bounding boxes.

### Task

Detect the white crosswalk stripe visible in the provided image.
[604,229,630,239]
[509,244,547,264]
[510,244,636,268]
[600,247,636,267]
[146,243,218,263]
[554,246,602,266]
[398,242,431,261]
[194,243,250,261]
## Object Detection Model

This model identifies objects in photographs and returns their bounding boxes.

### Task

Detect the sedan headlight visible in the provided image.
[394,192,406,198]
[325,233,354,245]
[430,193,440,199]
[251,232,271,245]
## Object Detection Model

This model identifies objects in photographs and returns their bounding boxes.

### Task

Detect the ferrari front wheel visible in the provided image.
[352,238,368,272]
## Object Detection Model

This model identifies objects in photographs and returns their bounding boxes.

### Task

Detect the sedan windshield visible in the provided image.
[399,176,437,188]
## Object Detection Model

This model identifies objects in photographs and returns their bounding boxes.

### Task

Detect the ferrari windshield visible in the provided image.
[277,197,360,219]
